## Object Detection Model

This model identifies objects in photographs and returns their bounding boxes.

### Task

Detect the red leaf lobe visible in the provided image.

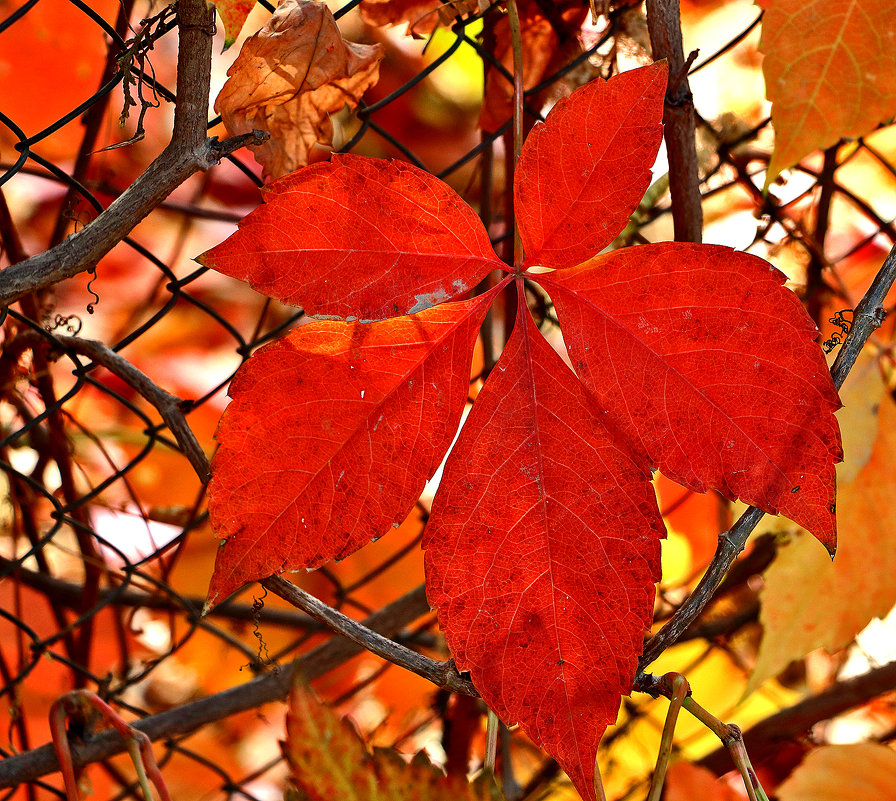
[200,154,504,321]
[514,62,667,271]
[424,295,664,801]
[208,291,495,606]
[537,243,842,550]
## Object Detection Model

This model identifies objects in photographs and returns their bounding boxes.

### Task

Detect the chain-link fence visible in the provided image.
[0,0,894,798]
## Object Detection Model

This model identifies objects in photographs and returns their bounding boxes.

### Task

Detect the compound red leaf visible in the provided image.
[514,62,666,271]
[424,295,664,801]
[199,153,504,321]
[537,243,842,551]
[207,291,494,606]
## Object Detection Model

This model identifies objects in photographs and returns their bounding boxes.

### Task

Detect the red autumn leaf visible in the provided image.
[515,60,666,271]
[206,290,494,606]
[424,296,664,797]
[204,62,841,800]
[537,243,842,550]
[200,154,504,320]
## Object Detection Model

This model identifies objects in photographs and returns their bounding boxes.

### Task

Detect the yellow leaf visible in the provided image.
[747,367,896,693]
[758,0,896,186]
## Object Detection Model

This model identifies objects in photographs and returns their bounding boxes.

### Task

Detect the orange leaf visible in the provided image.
[664,762,742,801]
[759,0,896,185]
[359,0,474,36]
[215,0,384,181]
[479,0,589,132]
[777,744,896,801]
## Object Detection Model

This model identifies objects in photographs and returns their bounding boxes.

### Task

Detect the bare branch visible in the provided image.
[0,0,265,309]
[47,334,212,483]
[263,576,478,697]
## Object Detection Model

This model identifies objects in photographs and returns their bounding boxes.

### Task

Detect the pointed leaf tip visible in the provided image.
[425,302,664,801]
[515,61,667,271]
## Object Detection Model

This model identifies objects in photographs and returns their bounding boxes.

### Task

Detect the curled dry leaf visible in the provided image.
[215,0,384,181]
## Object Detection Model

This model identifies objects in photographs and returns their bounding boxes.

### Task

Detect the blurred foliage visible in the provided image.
[0,0,895,799]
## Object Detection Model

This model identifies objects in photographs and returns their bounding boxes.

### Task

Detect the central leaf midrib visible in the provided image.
[517,311,584,769]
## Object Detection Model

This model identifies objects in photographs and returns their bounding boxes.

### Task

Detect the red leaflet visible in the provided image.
[514,61,665,270]
[203,62,842,801]
[536,245,843,551]
[200,154,505,321]
[424,297,664,801]
[207,291,495,606]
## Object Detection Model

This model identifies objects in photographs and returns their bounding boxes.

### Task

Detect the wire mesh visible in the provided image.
[0,0,894,799]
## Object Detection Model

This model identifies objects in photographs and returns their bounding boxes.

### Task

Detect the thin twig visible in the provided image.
[0,585,433,787]
[262,576,478,698]
[645,674,688,801]
[0,555,321,629]
[56,335,211,483]
[637,241,896,671]
[506,0,524,276]
[645,0,703,243]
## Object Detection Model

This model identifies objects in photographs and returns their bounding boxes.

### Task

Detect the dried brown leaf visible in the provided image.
[215,0,384,181]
